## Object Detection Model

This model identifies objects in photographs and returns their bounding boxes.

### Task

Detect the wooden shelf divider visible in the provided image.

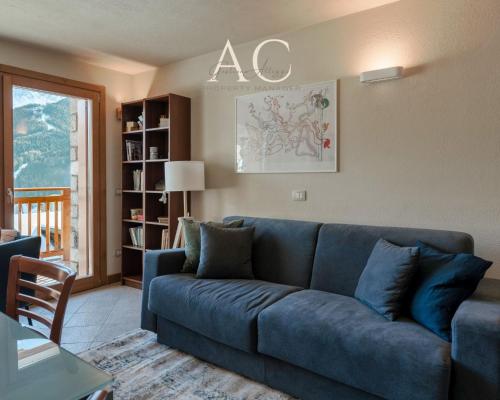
[121,94,191,289]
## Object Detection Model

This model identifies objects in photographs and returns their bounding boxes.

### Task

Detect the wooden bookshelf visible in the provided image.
[121,94,190,289]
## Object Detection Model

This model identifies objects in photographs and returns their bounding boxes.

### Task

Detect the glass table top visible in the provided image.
[0,312,112,400]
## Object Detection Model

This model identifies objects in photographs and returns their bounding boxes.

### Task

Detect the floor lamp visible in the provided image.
[164,161,205,248]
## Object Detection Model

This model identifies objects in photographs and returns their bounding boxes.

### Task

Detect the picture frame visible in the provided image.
[235,80,338,173]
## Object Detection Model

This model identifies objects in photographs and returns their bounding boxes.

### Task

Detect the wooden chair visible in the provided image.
[88,390,109,400]
[6,255,76,345]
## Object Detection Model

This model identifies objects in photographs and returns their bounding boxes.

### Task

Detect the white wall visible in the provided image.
[0,38,133,276]
[132,0,500,279]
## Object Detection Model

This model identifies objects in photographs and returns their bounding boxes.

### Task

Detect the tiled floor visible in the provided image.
[23,284,142,354]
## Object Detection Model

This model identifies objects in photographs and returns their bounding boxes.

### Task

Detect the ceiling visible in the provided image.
[0,0,399,74]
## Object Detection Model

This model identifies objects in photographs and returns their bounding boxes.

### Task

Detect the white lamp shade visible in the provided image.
[164,161,205,192]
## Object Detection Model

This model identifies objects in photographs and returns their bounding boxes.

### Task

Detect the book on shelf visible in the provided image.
[132,169,144,191]
[125,140,143,161]
[129,226,144,247]
[161,229,169,249]
[157,216,169,224]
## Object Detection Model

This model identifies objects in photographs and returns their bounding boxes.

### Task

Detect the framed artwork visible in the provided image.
[235,80,337,173]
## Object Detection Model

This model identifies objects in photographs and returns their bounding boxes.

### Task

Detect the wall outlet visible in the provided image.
[115,249,122,257]
[292,190,307,201]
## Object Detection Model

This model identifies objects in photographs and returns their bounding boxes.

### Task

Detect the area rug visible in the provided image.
[79,329,294,400]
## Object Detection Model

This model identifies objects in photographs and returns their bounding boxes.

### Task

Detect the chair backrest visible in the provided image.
[88,390,109,400]
[6,255,76,344]
[0,236,41,313]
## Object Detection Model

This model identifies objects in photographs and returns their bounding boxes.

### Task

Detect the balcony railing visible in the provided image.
[14,187,71,260]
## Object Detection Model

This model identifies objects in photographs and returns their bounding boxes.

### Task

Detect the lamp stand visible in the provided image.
[173,191,189,248]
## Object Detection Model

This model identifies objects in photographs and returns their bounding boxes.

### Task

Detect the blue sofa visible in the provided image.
[141,216,500,400]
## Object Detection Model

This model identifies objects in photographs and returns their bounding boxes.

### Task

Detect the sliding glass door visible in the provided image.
[1,72,105,291]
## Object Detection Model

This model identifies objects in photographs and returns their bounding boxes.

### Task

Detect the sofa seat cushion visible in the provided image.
[148,273,301,353]
[258,290,451,400]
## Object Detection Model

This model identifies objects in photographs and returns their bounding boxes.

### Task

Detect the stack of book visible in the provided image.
[125,140,143,161]
[129,226,144,247]
[132,169,144,191]
[161,229,169,249]
[157,216,169,224]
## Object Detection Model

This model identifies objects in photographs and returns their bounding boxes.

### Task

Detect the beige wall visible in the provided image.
[0,38,133,276]
[133,0,500,279]
[3,0,498,280]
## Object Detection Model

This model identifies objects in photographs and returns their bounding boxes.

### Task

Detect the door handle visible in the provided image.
[7,187,13,204]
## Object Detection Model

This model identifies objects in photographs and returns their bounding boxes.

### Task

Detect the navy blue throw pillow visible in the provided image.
[409,241,492,341]
[355,239,419,321]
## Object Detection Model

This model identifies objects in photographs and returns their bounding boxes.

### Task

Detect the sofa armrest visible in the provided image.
[141,248,186,332]
[451,278,500,400]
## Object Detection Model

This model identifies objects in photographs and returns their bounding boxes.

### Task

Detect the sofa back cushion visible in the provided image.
[224,216,321,288]
[311,223,474,297]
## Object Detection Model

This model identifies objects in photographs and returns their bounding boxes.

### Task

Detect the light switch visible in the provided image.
[292,190,307,201]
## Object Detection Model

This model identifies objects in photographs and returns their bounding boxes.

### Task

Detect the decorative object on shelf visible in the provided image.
[132,169,144,191]
[125,140,142,161]
[157,217,169,224]
[138,113,144,129]
[159,115,169,128]
[160,229,169,249]
[149,146,159,160]
[155,179,165,191]
[130,208,144,221]
[164,161,205,248]
[126,121,139,132]
[235,80,338,173]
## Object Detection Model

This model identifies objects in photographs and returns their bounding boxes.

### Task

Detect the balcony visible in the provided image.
[13,187,71,261]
